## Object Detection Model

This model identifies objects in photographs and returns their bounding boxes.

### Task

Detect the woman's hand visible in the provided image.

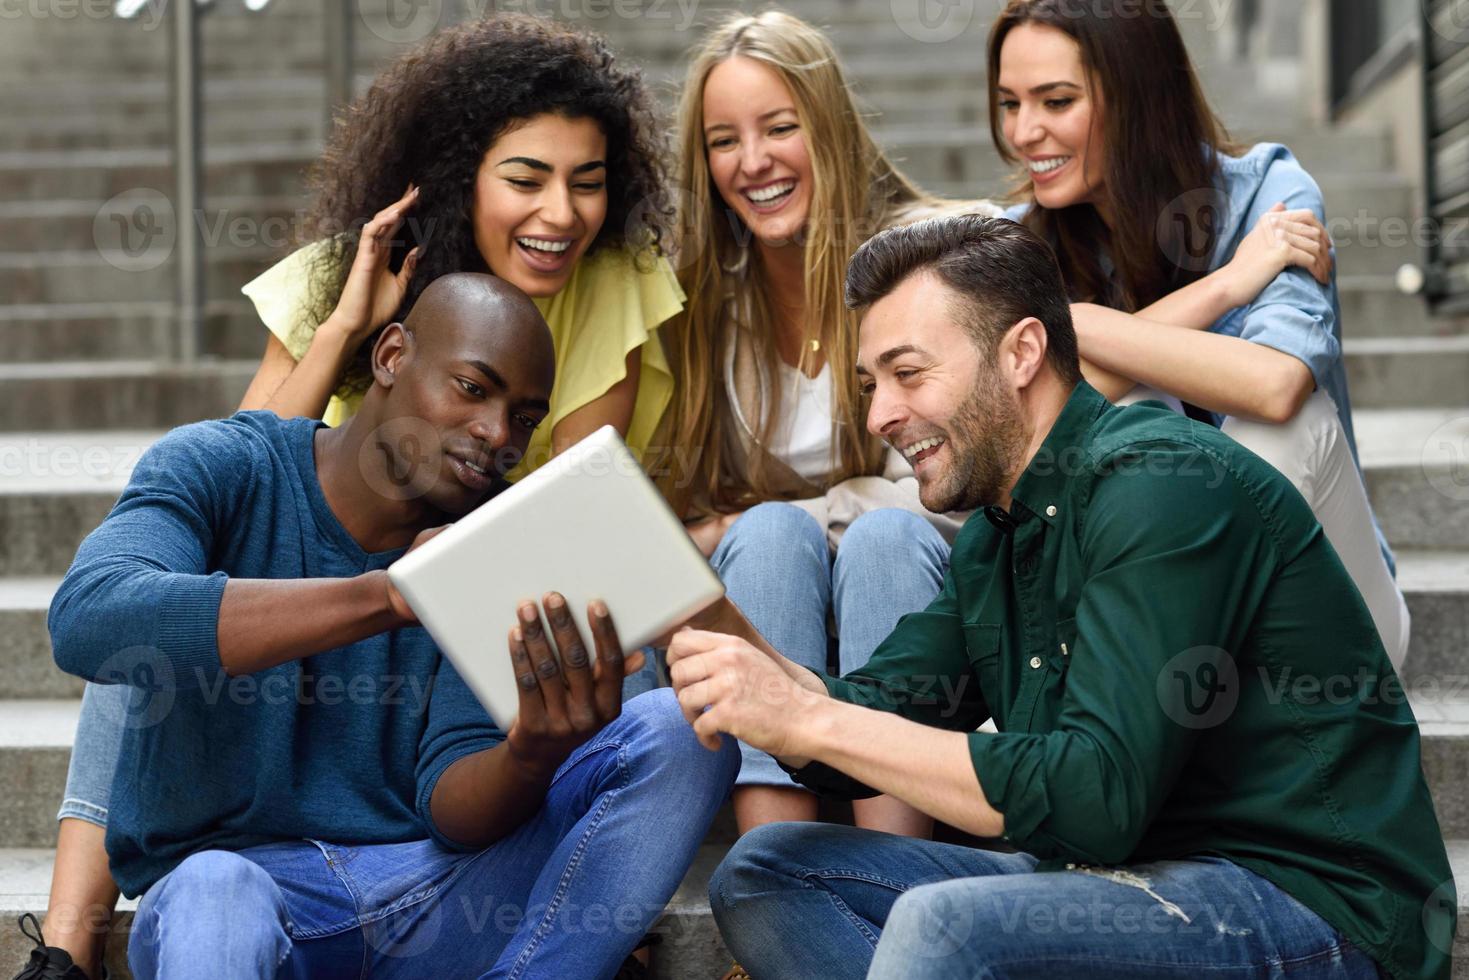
[1220,202,1333,308]
[323,184,423,348]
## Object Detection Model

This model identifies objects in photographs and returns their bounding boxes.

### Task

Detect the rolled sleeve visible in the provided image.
[1223,152,1341,389]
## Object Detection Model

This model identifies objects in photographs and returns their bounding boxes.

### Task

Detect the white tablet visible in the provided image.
[387,425,724,726]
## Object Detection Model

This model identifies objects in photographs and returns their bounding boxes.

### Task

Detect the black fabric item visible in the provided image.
[11,914,93,980]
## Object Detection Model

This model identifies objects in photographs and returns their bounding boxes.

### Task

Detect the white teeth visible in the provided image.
[747,180,795,203]
[516,237,571,253]
[1028,157,1071,174]
[461,457,488,476]
[903,437,945,460]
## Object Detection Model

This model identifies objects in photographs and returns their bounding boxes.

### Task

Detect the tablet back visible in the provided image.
[387,426,724,726]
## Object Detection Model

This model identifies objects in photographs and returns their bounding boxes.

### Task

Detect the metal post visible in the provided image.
[171,0,203,362]
[324,0,355,135]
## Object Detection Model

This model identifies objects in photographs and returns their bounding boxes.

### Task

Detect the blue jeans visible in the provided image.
[127,690,738,980]
[707,504,949,788]
[710,823,1382,979]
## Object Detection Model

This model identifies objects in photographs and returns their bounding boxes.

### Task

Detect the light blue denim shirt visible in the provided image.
[1004,142,1393,575]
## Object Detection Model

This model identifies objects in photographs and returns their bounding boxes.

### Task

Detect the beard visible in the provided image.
[917,363,1027,514]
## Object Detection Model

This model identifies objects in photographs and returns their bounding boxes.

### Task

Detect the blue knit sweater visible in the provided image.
[49,411,504,897]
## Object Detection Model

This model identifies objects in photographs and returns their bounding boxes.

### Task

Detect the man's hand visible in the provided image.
[666,628,827,760]
[504,593,646,779]
[383,524,451,625]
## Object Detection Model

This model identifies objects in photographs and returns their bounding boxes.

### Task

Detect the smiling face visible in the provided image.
[997,23,1106,212]
[470,113,609,298]
[701,55,815,248]
[857,271,1027,514]
[372,277,555,517]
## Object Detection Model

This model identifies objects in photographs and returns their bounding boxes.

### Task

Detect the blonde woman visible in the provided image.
[651,10,998,839]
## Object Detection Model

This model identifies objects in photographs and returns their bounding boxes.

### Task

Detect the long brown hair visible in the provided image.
[656,10,967,517]
[987,0,1240,311]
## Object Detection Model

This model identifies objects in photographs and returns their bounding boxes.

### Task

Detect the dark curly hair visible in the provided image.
[297,13,672,395]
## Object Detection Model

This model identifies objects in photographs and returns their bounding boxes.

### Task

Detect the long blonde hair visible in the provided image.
[656,9,955,517]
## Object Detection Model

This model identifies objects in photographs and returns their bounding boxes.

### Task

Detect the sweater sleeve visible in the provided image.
[48,421,253,686]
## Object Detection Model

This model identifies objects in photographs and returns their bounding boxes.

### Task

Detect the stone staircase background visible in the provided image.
[0,1,1466,976]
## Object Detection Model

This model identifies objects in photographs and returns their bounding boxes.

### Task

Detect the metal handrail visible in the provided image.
[116,0,352,361]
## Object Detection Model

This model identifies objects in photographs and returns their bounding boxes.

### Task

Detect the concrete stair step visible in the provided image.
[0,301,266,363]
[0,362,254,437]
[1345,335,1469,408]
[1356,408,1469,552]
[0,144,315,203]
[0,249,277,307]
[1338,278,1465,338]
[0,195,305,253]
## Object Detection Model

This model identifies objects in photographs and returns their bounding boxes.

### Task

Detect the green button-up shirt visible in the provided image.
[791,382,1454,980]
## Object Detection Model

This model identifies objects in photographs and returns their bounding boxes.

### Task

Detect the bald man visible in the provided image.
[50,273,738,979]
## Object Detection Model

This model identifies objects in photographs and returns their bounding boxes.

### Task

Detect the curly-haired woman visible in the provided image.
[18,15,680,980]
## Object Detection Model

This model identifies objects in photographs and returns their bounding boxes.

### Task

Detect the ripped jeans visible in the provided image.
[710,823,1382,979]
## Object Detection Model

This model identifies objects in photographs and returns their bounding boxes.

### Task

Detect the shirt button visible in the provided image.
[1029,656,1043,669]
[1046,505,1058,517]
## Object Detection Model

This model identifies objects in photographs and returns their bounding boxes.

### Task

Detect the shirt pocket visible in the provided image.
[962,623,1002,723]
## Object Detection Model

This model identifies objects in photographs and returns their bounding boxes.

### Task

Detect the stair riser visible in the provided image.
[1366,465,1469,552]
[0,256,273,307]
[0,369,252,435]
[1346,346,1469,409]
[0,157,310,204]
[1339,286,1459,338]
[0,308,264,363]
[1,203,307,253]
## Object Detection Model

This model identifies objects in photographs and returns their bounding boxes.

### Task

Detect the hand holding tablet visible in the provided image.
[388,426,725,726]
[500,593,645,775]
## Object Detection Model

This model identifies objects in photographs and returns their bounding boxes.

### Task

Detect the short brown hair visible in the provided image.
[845,214,1082,384]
